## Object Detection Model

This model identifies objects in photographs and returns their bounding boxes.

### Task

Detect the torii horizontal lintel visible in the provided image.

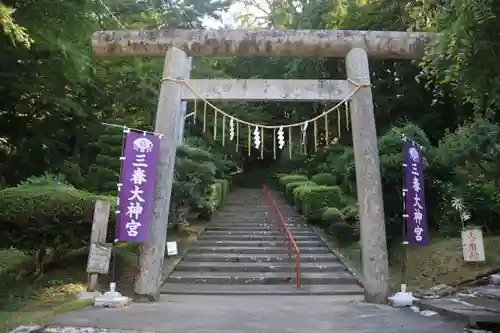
[91,29,434,59]
[180,79,349,101]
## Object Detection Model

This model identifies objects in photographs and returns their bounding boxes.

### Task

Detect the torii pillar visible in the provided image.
[91,29,433,303]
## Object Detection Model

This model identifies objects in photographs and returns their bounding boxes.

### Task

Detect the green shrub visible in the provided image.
[325,205,360,246]
[321,207,359,244]
[301,185,344,221]
[311,173,336,186]
[341,205,359,222]
[292,186,313,213]
[177,145,214,162]
[18,172,74,189]
[275,173,288,179]
[278,174,308,190]
[284,181,316,203]
[216,179,231,202]
[329,221,357,246]
[321,207,342,225]
[197,179,231,220]
[170,145,217,225]
[214,159,239,178]
[174,143,237,222]
[85,126,123,195]
[0,185,116,273]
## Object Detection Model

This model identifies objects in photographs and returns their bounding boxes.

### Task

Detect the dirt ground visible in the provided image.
[341,236,500,291]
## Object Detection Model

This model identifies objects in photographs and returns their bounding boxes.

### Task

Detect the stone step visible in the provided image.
[215,213,266,217]
[203,230,317,236]
[195,240,324,247]
[160,283,364,296]
[209,222,309,227]
[174,261,347,273]
[166,271,358,285]
[220,209,298,214]
[220,211,299,215]
[183,253,338,263]
[187,246,330,254]
[228,203,295,212]
[199,234,318,241]
[205,225,310,231]
[210,220,268,224]
[160,188,364,297]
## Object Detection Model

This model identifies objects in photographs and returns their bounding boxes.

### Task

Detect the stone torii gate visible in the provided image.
[91,29,432,304]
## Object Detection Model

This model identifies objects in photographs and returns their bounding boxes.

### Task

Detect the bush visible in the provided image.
[177,145,214,162]
[214,159,239,178]
[329,222,357,246]
[216,179,231,202]
[18,172,74,189]
[321,207,342,226]
[311,173,336,186]
[300,186,345,222]
[173,142,238,223]
[0,185,116,275]
[341,204,358,218]
[292,186,313,213]
[85,126,123,195]
[278,174,308,190]
[170,145,217,225]
[284,181,316,203]
[197,179,231,220]
[319,206,359,246]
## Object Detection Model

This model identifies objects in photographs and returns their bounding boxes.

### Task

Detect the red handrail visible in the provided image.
[262,185,301,288]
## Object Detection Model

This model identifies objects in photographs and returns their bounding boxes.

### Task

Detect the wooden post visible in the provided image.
[345,48,390,303]
[134,47,188,301]
[87,200,111,292]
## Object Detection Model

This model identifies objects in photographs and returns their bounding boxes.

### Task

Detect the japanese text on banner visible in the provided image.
[403,142,430,246]
[117,131,160,243]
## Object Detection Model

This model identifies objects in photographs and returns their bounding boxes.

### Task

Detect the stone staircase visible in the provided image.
[160,188,364,295]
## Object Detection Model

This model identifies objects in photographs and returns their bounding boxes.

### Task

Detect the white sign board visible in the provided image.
[462,228,486,262]
[87,243,112,274]
[166,241,178,256]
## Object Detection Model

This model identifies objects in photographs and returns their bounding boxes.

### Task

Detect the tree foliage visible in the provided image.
[1,0,500,260]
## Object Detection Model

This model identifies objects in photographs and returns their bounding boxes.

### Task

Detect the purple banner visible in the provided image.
[404,142,430,246]
[116,131,160,242]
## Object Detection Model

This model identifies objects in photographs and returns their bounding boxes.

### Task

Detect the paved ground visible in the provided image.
[44,295,466,333]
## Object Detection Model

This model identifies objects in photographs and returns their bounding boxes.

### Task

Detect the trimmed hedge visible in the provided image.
[324,205,360,245]
[278,174,308,190]
[292,184,315,213]
[275,173,359,246]
[284,181,316,202]
[341,205,359,222]
[198,178,231,220]
[311,173,336,186]
[0,185,116,270]
[321,207,342,224]
[329,222,356,246]
[300,185,344,221]
[216,178,231,203]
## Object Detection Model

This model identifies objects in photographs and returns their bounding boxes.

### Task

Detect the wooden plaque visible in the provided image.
[86,243,112,274]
